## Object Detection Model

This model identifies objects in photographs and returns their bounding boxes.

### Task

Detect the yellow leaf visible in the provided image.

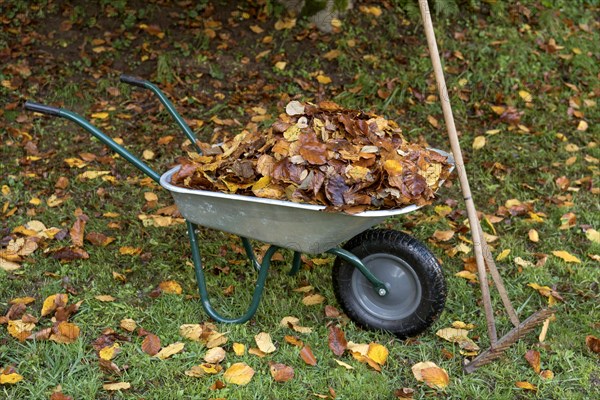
[120,319,137,332]
[323,49,341,60]
[491,105,506,115]
[142,149,155,160]
[91,112,109,120]
[10,297,35,305]
[233,342,246,356]
[455,270,478,282]
[255,332,276,354]
[155,342,185,359]
[334,358,355,369]
[200,363,222,374]
[436,328,480,352]
[302,294,325,306]
[41,293,68,317]
[274,61,287,70]
[367,343,389,365]
[119,246,142,256]
[159,280,182,295]
[7,320,35,341]
[316,75,332,84]
[585,228,600,244]
[99,343,121,361]
[552,250,581,263]
[95,295,116,302]
[515,381,537,391]
[0,372,24,385]
[528,229,539,243]
[576,120,588,131]
[496,249,511,261]
[223,363,255,385]
[540,370,554,380]
[274,18,296,30]
[411,362,449,389]
[519,90,533,102]
[77,170,111,180]
[472,136,486,150]
[102,382,131,391]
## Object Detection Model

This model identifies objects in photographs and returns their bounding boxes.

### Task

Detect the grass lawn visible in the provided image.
[1,1,599,399]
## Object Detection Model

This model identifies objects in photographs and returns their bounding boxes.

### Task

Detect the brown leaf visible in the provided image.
[324,305,341,318]
[86,232,115,246]
[411,362,449,389]
[394,388,415,399]
[300,345,317,366]
[141,334,161,356]
[328,325,347,356]
[50,391,74,400]
[586,335,600,354]
[41,294,68,317]
[70,215,87,247]
[51,247,90,261]
[269,362,294,382]
[524,349,541,373]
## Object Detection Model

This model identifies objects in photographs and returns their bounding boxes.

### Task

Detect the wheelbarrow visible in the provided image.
[24,75,454,338]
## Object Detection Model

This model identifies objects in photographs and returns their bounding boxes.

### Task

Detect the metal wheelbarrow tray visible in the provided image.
[24,75,453,338]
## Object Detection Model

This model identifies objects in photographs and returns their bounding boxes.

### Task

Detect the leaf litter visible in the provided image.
[171,101,452,213]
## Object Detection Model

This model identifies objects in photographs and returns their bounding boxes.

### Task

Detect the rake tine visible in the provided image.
[463,308,555,374]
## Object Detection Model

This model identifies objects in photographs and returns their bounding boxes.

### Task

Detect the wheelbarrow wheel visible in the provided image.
[332,229,446,338]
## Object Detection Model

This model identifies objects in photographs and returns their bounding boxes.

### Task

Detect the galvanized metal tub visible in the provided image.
[159,150,453,254]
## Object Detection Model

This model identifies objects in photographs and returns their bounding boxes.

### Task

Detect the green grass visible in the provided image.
[2,1,599,399]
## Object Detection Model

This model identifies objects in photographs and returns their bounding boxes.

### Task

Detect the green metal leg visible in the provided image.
[187,222,277,323]
[241,237,261,271]
[289,251,302,275]
[327,248,389,297]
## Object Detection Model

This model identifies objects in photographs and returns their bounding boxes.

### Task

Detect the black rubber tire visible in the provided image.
[332,229,446,338]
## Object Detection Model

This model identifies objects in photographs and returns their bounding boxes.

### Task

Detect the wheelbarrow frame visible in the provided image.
[24,75,453,329]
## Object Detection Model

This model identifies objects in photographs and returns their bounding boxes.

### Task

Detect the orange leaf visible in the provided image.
[300,345,317,366]
[69,215,86,247]
[223,363,255,385]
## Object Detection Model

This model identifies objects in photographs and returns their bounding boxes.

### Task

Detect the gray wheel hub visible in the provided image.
[351,253,422,321]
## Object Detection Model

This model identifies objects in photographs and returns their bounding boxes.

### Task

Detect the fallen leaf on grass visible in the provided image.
[436,328,480,352]
[394,387,415,399]
[255,332,276,354]
[0,366,23,385]
[95,295,116,302]
[586,335,600,354]
[233,342,246,356]
[119,246,142,256]
[552,250,581,263]
[99,343,121,361]
[302,294,325,306]
[280,316,313,333]
[585,229,600,244]
[204,347,226,363]
[41,294,68,317]
[158,280,183,295]
[300,345,317,366]
[269,362,294,382]
[9,297,35,305]
[334,359,354,370]
[367,343,389,365]
[540,369,554,380]
[328,325,347,356]
[515,381,537,391]
[155,342,185,359]
[7,320,35,341]
[119,319,136,332]
[524,349,541,374]
[141,333,161,356]
[411,362,449,389]
[223,363,255,385]
[102,382,131,391]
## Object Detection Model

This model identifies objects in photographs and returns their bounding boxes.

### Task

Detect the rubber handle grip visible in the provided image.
[120,74,148,88]
[24,101,62,116]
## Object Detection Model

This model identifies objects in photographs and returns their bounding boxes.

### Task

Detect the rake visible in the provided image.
[417,0,554,373]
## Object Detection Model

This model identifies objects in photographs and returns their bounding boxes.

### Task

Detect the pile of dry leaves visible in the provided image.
[171,101,452,213]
